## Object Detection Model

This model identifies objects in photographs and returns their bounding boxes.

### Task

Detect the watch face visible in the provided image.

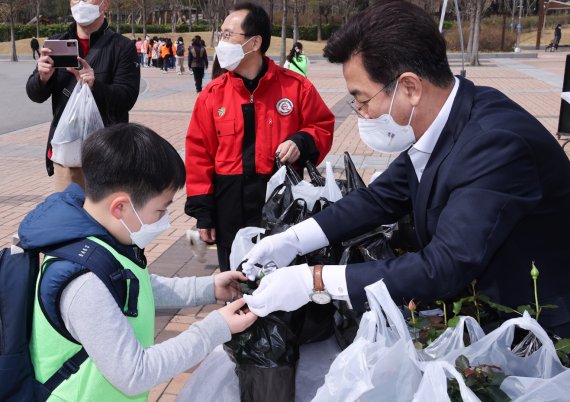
[311,291,332,304]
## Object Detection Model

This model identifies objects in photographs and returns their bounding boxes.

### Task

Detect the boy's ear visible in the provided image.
[109,193,131,220]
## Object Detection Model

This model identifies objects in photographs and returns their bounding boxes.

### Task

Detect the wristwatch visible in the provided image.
[310,264,332,304]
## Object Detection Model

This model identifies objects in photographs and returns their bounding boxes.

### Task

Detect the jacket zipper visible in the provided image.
[250,94,254,103]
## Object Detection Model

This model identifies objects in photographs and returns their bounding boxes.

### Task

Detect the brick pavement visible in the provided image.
[0,51,569,401]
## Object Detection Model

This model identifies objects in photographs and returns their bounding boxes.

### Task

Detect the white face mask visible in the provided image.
[71,0,103,26]
[215,37,254,71]
[120,200,171,249]
[357,79,416,154]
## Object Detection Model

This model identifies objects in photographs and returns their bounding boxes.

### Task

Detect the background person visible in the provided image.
[242,0,570,338]
[554,24,562,50]
[184,2,334,271]
[26,0,140,192]
[284,41,309,77]
[187,35,208,91]
[175,36,186,75]
[30,37,40,59]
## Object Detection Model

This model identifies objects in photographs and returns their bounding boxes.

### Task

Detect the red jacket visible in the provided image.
[185,58,334,247]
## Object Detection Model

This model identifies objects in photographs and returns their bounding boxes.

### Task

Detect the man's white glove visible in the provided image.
[241,218,329,281]
[241,228,301,281]
[243,264,312,317]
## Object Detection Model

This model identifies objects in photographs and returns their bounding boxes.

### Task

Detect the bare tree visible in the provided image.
[35,0,41,38]
[280,0,287,65]
[8,0,18,61]
[292,0,298,42]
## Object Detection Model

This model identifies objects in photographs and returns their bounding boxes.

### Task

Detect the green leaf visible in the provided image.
[541,304,558,309]
[455,355,470,372]
[555,338,570,353]
[516,305,536,316]
[452,301,463,315]
[478,294,518,314]
[448,316,460,328]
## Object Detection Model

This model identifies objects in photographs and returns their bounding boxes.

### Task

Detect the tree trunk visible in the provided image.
[9,0,18,62]
[116,4,121,34]
[36,0,40,38]
[317,0,322,42]
[269,0,274,25]
[535,0,545,49]
[142,0,147,36]
[293,0,298,42]
[280,0,287,66]
[469,0,482,66]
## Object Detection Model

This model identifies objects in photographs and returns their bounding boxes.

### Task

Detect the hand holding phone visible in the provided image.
[43,39,80,68]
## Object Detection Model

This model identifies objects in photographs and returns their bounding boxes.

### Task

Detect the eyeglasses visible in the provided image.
[220,30,248,41]
[346,77,397,119]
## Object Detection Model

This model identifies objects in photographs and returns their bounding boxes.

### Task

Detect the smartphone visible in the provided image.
[44,39,79,68]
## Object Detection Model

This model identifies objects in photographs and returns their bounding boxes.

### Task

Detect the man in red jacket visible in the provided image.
[185,2,334,271]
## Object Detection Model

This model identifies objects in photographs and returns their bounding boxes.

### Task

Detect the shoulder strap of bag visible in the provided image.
[40,348,88,398]
[36,236,137,400]
[289,57,305,75]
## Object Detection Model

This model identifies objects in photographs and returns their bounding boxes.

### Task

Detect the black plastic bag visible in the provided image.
[261,183,294,232]
[236,364,296,402]
[224,313,299,402]
[267,198,308,236]
[305,160,326,187]
[336,152,366,196]
[275,156,302,185]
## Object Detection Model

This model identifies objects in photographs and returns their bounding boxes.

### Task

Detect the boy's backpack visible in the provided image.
[176,43,184,57]
[0,237,140,402]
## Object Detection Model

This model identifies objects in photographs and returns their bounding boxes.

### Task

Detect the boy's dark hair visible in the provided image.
[323,0,453,92]
[232,2,271,54]
[82,123,185,208]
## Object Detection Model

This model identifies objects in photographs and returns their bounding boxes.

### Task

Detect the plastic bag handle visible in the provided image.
[412,361,481,402]
[364,280,412,342]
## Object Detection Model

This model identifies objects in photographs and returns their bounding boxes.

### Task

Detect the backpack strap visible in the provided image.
[40,348,88,397]
[40,238,140,343]
[33,238,139,398]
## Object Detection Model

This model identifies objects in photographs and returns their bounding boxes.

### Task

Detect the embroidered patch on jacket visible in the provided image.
[218,107,226,117]
[276,98,294,116]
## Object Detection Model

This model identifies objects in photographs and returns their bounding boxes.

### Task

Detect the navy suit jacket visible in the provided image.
[314,77,570,332]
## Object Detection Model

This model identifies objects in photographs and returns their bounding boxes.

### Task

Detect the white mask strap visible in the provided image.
[387,79,400,116]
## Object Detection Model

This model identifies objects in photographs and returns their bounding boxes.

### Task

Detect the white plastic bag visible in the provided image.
[505,369,570,401]
[416,316,485,366]
[176,346,239,402]
[229,227,266,270]
[264,162,343,210]
[445,311,567,379]
[412,361,481,402]
[51,81,104,167]
[313,280,422,402]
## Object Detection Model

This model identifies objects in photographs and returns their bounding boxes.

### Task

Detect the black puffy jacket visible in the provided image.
[26,20,140,176]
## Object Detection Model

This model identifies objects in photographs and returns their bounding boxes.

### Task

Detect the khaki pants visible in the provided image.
[53,163,85,192]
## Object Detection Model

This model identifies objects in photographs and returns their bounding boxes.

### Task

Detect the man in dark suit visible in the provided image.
[241,1,570,337]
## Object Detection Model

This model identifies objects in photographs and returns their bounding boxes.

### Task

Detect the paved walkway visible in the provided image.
[1,50,569,401]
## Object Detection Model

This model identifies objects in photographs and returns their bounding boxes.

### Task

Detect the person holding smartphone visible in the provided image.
[26,0,140,192]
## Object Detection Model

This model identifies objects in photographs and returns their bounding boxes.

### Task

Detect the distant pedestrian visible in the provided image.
[30,37,40,59]
[188,35,208,92]
[175,36,185,75]
[284,41,309,77]
[554,24,562,50]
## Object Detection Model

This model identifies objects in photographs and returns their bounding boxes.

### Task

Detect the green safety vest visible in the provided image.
[288,55,309,77]
[30,236,155,401]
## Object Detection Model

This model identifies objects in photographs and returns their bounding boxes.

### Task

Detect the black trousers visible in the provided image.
[217,244,231,272]
[192,67,205,92]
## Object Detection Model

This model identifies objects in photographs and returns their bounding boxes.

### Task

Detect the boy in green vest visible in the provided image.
[19,122,257,401]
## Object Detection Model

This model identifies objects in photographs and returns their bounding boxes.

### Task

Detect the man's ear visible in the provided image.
[399,73,422,107]
[251,35,263,53]
[109,193,131,220]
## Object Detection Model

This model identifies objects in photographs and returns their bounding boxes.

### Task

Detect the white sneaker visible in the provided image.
[186,229,208,263]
